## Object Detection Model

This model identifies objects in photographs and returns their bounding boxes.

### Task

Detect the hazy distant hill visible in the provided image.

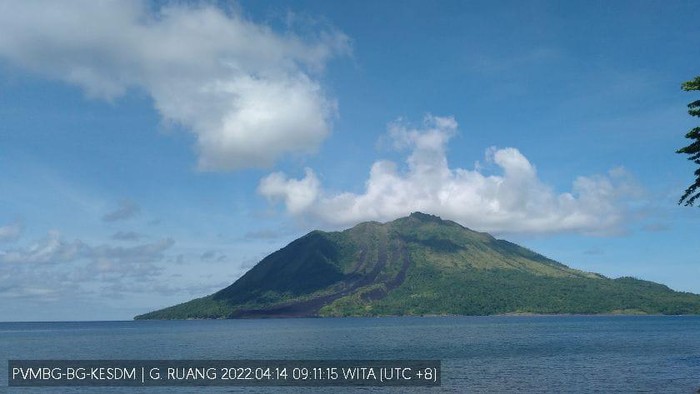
[136,212,700,319]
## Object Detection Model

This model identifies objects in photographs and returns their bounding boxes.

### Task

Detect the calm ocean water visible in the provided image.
[1,316,699,393]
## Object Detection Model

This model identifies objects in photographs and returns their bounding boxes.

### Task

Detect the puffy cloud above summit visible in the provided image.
[259,115,642,235]
[0,0,348,170]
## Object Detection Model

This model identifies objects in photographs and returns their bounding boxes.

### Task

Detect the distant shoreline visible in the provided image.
[135,311,700,321]
[3,313,700,324]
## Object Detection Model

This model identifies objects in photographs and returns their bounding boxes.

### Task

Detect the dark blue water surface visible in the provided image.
[1,316,699,393]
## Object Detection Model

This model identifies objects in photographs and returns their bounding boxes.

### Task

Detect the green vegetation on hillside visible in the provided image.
[135,212,700,319]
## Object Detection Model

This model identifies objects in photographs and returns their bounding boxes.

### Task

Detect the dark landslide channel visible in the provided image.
[226,236,411,318]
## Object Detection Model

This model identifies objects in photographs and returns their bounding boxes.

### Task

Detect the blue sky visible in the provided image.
[0,0,698,321]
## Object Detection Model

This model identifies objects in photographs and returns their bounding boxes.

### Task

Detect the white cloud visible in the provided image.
[258,168,320,214]
[0,221,22,242]
[0,1,348,170]
[259,115,642,235]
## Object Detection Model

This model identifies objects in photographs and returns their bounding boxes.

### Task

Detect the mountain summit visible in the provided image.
[136,213,700,319]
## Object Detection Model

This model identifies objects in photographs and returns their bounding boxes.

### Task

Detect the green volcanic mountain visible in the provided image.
[136,212,700,319]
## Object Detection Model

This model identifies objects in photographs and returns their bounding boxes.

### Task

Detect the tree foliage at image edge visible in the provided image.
[677,76,700,206]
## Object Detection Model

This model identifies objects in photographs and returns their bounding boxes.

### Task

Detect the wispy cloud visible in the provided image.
[0,231,175,301]
[0,230,84,265]
[259,115,644,235]
[200,250,227,262]
[642,223,669,233]
[470,47,562,75]
[583,248,605,256]
[111,231,143,241]
[87,238,174,278]
[102,199,140,222]
[0,0,348,171]
[0,220,22,242]
[244,228,292,241]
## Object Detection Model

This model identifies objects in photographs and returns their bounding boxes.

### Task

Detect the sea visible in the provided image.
[1,315,699,393]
